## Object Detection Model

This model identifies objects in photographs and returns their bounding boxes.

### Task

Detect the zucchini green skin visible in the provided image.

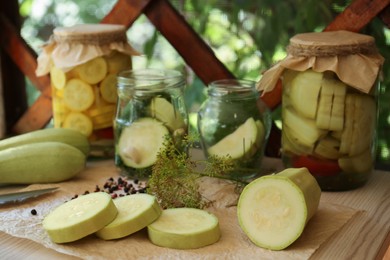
[0,128,90,156]
[0,142,86,184]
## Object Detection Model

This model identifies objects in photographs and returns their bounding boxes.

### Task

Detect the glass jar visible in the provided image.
[276,31,384,191]
[282,69,378,190]
[115,69,188,179]
[197,79,271,181]
[36,24,138,156]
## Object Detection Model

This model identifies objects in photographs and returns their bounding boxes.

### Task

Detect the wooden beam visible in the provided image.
[100,0,151,26]
[12,87,52,133]
[0,14,51,133]
[379,5,390,28]
[0,2,28,135]
[143,0,235,84]
[324,0,390,32]
[0,15,50,92]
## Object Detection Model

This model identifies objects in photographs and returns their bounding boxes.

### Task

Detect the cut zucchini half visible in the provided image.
[207,117,259,159]
[237,167,321,250]
[149,97,185,131]
[147,207,221,249]
[96,194,162,240]
[43,192,117,243]
[118,118,169,168]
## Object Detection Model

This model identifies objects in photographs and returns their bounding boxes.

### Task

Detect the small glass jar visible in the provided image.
[36,24,137,156]
[277,31,384,191]
[197,79,271,181]
[115,69,188,179]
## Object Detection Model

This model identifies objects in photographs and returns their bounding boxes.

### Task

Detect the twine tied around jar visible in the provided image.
[257,30,384,94]
[286,39,378,57]
[53,26,128,46]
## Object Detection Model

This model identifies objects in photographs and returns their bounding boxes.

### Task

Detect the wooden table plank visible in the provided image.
[0,158,389,259]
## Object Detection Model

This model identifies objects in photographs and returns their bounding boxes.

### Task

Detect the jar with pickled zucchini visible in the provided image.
[282,69,378,190]
[197,79,271,181]
[115,69,188,179]
[36,24,138,156]
[257,31,384,190]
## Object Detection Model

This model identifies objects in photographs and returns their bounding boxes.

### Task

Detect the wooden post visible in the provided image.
[0,1,28,135]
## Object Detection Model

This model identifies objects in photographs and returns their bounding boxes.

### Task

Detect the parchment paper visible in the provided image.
[257,30,384,94]
[0,160,360,260]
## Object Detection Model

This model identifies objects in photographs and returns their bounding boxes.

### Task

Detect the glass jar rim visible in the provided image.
[208,79,257,96]
[117,69,184,91]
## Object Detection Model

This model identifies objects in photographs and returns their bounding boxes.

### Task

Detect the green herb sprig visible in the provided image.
[147,134,241,209]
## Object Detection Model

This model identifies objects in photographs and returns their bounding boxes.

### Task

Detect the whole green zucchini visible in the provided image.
[0,142,86,184]
[0,128,90,156]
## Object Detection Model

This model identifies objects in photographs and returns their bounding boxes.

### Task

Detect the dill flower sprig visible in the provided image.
[147,134,238,209]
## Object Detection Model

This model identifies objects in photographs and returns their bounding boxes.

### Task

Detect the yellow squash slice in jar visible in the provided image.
[105,51,132,74]
[76,57,108,85]
[63,79,95,112]
[87,104,116,118]
[100,74,118,103]
[63,112,93,137]
[50,66,67,90]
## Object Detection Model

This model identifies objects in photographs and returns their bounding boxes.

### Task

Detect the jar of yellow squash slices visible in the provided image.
[258,31,384,190]
[36,24,138,156]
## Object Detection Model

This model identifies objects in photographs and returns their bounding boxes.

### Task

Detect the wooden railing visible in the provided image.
[0,0,389,156]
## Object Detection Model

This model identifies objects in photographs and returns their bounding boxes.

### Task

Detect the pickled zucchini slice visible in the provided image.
[63,79,95,112]
[118,118,169,168]
[106,51,132,74]
[207,117,259,159]
[96,194,162,240]
[76,57,107,85]
[63,112,93,137]
[149,97,185,131]
[43,192,118,243]
[100,74,118,103]
[50,66,67,90]
[147,208,220,249]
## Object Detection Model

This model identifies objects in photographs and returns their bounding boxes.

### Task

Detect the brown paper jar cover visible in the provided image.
[257,30,384,94]
[36,24,139,76]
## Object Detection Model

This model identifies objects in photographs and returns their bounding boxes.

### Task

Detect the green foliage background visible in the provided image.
[19,0,390,168]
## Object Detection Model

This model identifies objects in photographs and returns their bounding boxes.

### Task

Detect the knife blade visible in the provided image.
[0,187,58,205]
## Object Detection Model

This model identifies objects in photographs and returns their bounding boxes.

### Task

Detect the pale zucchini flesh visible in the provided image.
[237,167,321,250]
[118,118,169,168]
[149,97,185,131]
[43,192,118,243]
[207,117,259,160]
[96,194,162,240]
[147,208,220,249]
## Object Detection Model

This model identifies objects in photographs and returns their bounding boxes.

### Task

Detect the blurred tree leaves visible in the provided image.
[18,0,390,167]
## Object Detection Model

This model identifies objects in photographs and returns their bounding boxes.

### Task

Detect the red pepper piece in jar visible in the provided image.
[292,155,341,177]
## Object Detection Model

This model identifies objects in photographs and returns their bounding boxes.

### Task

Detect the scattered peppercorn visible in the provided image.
[67,176,147,202]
